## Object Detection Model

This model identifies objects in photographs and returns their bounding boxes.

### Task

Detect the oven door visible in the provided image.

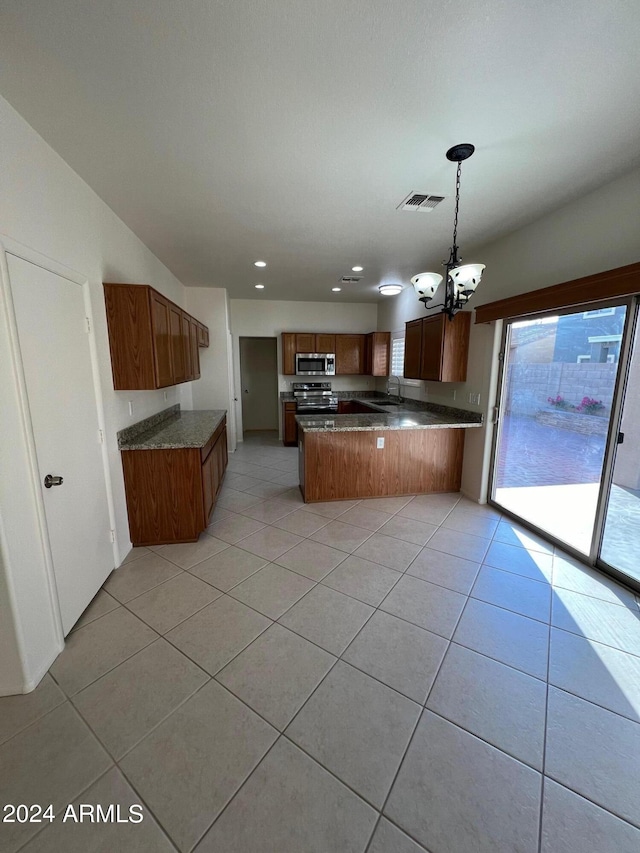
[295,353,335,375]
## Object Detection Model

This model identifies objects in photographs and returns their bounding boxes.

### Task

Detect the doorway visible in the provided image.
[239,337,278,435]
[490,302,628,559]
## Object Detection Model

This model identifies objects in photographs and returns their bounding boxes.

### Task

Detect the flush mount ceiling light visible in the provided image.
[332,287,342,292]
[378,284,403,296]
[254,260,267,267]
[254,283,265,289]
[352,266,364,272]
[411,143,485,320]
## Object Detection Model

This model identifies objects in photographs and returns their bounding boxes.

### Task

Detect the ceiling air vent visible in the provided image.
[339,276,363,284]
[397,192,445,212]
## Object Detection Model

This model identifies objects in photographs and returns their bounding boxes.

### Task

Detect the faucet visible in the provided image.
[386,375,402,401]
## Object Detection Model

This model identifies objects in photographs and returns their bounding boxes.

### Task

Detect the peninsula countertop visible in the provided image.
[118,405,227,450]
[295,397,483,433]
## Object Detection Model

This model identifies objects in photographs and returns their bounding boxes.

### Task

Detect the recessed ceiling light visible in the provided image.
[378,284,403,296]
[254,260,267,267]
[332,287,341,292]
[352,266,363,272]
[255,284,265,289]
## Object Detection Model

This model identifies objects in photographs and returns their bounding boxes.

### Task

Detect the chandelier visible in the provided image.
[411,143,485,319]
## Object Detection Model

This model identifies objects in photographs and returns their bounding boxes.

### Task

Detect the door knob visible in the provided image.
[44,474,64,488]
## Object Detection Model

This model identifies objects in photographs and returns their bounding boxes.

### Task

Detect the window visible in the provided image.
[390,332,420,385]
[391,335,405,377]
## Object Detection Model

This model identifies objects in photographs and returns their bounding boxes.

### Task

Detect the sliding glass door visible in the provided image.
[491,303,628,557]
[599,312,640,584]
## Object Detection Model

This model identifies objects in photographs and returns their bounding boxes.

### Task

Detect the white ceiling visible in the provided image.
[2,0,640,302]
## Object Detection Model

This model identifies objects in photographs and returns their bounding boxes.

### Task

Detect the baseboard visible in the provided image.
[0,643,62,696]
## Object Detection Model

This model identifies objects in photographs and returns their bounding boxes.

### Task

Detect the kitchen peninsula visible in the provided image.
[296,397,482,502]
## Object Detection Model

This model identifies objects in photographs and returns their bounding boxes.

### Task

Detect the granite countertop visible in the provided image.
[118,405,227,450]
[289,393,483,432]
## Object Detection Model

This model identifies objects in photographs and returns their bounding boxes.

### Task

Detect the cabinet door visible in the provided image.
[282,333,296,375]
[296,333,316,353]
[150,292,174,387]
[440,311,471,382]
[420,315,445,381]
[283,404,298,445]
[336,335,365,374]
[403,319,423,380]
[189,318,200,380]
[369,332,390,376]
[169,304,186,384]
[315,334,336,352]
[201,450,215,524]
[182,312,192,380]
[215,429,227,493]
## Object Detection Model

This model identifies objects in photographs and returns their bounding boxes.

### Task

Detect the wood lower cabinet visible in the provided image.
[404,312,470,382]
[299,426,464,502]
[283,402,298,446]
[104,283,209,390]
[336,334,366,375]
[122,417,227,544]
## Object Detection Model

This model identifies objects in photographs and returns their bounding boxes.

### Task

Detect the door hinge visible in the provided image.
[109,529,116,543]
[85,316,91,334]
[498,351,505,363]
[98,429,104,444]
[618,431,625,445]
[491,406,500,423]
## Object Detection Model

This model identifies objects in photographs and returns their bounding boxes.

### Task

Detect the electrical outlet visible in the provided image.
[468,392,481,405]
[128,401,134,417]
[376,437,385,449]
[164,391,168,401]
[451,390,457,401]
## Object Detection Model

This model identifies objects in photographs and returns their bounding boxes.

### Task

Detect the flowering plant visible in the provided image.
[547,395,575,411]
[577,396,605,415]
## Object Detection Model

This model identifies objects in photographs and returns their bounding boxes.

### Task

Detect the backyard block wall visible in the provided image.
[505,362,617,416]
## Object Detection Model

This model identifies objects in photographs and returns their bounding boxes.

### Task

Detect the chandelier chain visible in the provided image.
[452,160,462,252]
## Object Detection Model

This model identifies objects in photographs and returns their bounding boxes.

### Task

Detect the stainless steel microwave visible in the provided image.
[295,352,336,376]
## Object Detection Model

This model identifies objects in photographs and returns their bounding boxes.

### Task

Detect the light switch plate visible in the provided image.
[376,437,385,449]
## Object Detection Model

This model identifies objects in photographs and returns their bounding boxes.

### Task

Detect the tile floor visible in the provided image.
[2,431,640,852]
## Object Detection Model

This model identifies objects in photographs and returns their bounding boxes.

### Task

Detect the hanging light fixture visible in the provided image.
[411,143,485,320]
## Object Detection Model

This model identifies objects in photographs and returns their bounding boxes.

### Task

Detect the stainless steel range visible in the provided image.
[292,382,338,414]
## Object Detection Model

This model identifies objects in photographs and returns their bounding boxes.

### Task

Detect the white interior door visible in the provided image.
[9,254,114,634]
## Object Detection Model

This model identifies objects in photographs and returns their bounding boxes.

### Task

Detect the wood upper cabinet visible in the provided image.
[150,291,173,388]
[315,333,336,352]
[404,312,471,382]
[104,283,209,389]
[169,304,187,384]
[282,330,384,376]
[365,332,390,376]
[282,333,297,375]
[189,317,200,380]
[336,334,366,375]
[295,333,316,353]
[197,322,209,347]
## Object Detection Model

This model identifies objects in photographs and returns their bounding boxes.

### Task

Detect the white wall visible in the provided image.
[378,165,640,502]
[0,95,192,692]
[230,299,378,438]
